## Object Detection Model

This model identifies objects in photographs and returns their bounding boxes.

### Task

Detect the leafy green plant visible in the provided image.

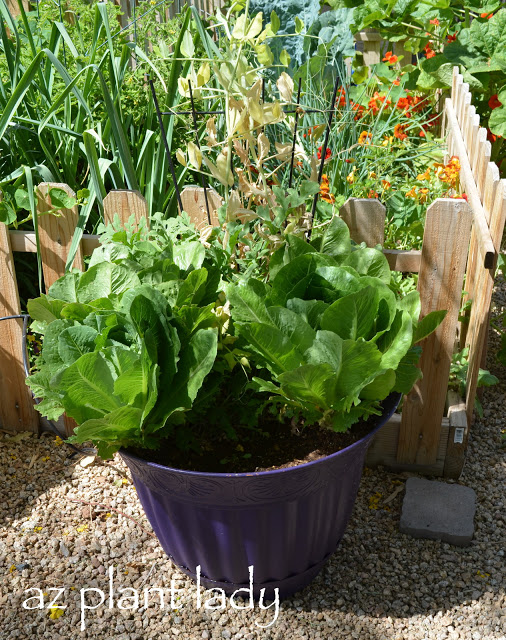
[449,347,498,416]
[26,215,226,458]
[325,0,506,171]
[227,215,446,430]
[26,194,446,461]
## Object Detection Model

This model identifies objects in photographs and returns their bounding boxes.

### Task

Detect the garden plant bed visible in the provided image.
[1,65,504,480]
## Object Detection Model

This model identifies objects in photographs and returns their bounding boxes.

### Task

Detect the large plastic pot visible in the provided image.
[120,393,400,599]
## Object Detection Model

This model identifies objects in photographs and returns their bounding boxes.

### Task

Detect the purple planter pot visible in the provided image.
[120,393,400,599]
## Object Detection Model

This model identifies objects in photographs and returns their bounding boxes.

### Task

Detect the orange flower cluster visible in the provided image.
[320,174,335,204]
[334,89,364,119]
[481,12,493,19]
[352,102,365,120]
[317,146,332,160]
[429,18,439,26]
[424,42,436,59]
[336,88,347,108]
[436,156,461,188]
[382,51,398,65]
[447,32,457,43]
[395,94,426,117]
[358,131,373,145]
[369,91,391,115]
[303,126,317,139]
[406,186,430,203]
[394,123,408,141]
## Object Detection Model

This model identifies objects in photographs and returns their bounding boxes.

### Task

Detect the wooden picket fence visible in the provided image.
[1,67,505,478]
[353,30,413,68]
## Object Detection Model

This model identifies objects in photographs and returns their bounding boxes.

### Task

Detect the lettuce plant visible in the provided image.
[27,209,445,459]
[27,216,225,459]
[227,217,446,430]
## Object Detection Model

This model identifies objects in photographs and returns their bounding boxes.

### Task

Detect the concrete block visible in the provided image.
[400,477,476,546]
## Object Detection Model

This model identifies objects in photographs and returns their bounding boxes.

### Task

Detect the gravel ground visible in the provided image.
[0,288,505,640]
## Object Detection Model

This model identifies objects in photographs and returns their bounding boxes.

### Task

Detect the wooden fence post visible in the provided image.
[397,198,472,465]
[104,190,149,229]
[340,198,385,247]
[0,221,39,433]
[393,40,412,66]
[37,183,85,437]
[37,183,85,290]
[180,186,222,229]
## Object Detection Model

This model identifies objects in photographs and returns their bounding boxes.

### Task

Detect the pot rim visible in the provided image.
[120,392,401,479]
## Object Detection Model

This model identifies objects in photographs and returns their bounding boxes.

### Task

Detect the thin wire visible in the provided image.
[308,74,341,239]
[160,108,338,116]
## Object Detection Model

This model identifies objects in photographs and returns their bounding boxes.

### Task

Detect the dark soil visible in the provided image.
[128,394,400,474]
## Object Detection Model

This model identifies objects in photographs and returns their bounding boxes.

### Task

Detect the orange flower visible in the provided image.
[448,156,461,171]
[419,130,426,137]
[382,51,398,65]
[320,174,335,204]
[368,190,379,199]
[352,103,365,120]
[392,78,400,86]
[418,188,430,203]
[405,187,417,199]
[394,123,408,141]
[487,128,497,143]
[429,18,439,25]
[488,94,502,110]
[358,131,373,145]
[424,42,436,59]
[481,12,493,19]
[381,180,391,190]
[447,32,457,43]
[317,146,332,160]
[417,168,431,181]
[336,88,347,108]
[396,97,410,111]
[437,156,461,188]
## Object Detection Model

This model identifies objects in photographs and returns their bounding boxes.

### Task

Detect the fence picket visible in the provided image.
[104,190,149,229]
[0,221,38,433]
[397,199,472,465]
[339,198,385,247]
[180,186,222,229]
[465,180,506,423]
[37,183,84,291]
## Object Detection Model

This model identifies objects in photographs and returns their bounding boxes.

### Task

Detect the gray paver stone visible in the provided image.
[400,477,476,546]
